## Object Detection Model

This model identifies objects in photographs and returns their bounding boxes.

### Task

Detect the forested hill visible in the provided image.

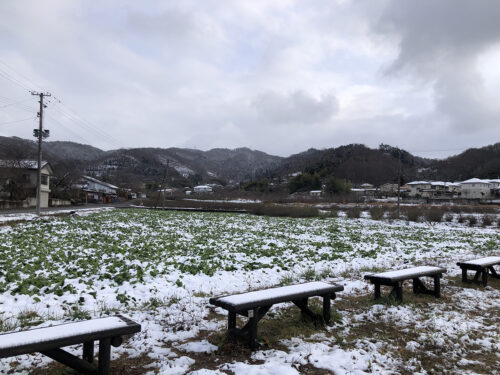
[0,136,498,186]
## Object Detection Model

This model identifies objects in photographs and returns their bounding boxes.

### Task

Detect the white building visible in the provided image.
[407,181,432,197]
[460,178,492,199]
[0,160,53,208]
[193,185,213,193]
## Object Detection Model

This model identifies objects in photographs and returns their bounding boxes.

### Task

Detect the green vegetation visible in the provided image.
[0,209,498,302]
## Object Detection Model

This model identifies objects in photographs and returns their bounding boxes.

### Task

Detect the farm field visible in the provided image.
[0,208,499,374]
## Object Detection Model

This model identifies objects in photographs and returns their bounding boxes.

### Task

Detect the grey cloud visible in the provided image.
[377,0,500,131]
[252,90,338,125]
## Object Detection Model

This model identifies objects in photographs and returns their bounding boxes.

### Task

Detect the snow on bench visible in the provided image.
[216,281,342,309]
[457,256,500,286]
[0,316,128,350]
[458,256,500,267]
[364,265,447,302]
[0,315,141,375]
[210,281,343,349]
[365,266,446,282]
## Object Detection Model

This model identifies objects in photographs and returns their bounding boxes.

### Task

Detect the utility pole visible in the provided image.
[31,91,51,215]
[154,160,169,209]
[397,148,401,219]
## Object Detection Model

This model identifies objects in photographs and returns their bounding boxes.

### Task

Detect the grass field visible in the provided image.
[0,208,498,374]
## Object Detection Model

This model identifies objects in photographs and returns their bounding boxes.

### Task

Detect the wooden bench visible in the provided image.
[364,266,447,302]
[457,256,500,286]
[209,281,344,349]
[0,315,140,374]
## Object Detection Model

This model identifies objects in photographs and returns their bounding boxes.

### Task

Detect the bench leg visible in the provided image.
[489,266,500,279]
[228,312,236,330]
[249,309,258,350]
[472,270,481,283]
[322,293,331,324]
[83,341,94,363]
[374,283,381,300]
[389,282,403,302]
[461,267,468,282]
[98,338,111,375]
[482,269,488,287]
[42,348,96,375]
[434,275,441,298]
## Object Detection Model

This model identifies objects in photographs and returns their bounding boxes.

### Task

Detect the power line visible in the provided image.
[0,116,36,126]
[0,99,32,109]
[0,59,43,92]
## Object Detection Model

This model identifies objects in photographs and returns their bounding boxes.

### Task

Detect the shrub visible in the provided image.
[346,207,361,219]
[481,215,494,227]
[444,214,453,222]
[467,215,477,227]
[369,206,385,220]
[424,207,445,223]
[457,215,465,224]
[324,209,338,218]
[405,207,422,222]
[251,204,319,218]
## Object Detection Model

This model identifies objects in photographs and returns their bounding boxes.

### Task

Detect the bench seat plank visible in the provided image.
[457,256,500,267]
[364,266,446,282]
[0,315,140,358]
[211,281,343,312]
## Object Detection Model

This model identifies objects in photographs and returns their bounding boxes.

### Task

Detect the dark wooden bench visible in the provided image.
[364,266,447,302]
[457,256,500,286]
[209,281,344,349]
[0,315,140,374]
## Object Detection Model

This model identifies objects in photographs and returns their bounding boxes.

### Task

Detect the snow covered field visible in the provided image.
[0,209,498,374]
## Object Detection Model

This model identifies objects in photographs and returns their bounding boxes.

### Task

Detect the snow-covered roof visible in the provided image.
[460,178,489,184]
[82,175,118,190]
[407,181,430,185]
[0,160,50,170]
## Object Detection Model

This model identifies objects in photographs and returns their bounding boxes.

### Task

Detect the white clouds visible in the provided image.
[252,90,338,125]
[0,0,498,157]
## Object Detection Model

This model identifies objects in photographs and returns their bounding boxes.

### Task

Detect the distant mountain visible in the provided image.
[44,141,105,161]
[270,144,432,186]
[85,146,282,186]
[1,135,499,188]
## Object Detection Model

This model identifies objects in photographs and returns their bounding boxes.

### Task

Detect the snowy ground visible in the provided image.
[0,209,498,374]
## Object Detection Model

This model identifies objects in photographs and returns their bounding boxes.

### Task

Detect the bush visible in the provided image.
[369,206,385,220]
[481,215,494,227]
[424,207,445,223]
[251,204,319,218]
[346,207,361,219]
[467,215,477,227]
[457,215,465,224]
[324,209,338,218]
[444,214,454,222]
[405,207,422,222]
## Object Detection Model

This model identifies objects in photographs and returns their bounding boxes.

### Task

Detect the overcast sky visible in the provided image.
[1,0,499,157]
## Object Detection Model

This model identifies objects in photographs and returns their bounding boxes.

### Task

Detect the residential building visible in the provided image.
[73,175,118,203]
[193,185,213,193]
[0,160,53,208]
[460,178,492,199]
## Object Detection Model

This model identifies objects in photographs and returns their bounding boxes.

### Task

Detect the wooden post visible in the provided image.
[482,269,488,287]
[374,283,381,299]
[395,282,403,302]
[98,338,111,375]
[228,312,236,330]
[461,267,467,282]
[322,294,331,324]
[83,341,94,363]
[433,275,441,298]
[249,309,258,350]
